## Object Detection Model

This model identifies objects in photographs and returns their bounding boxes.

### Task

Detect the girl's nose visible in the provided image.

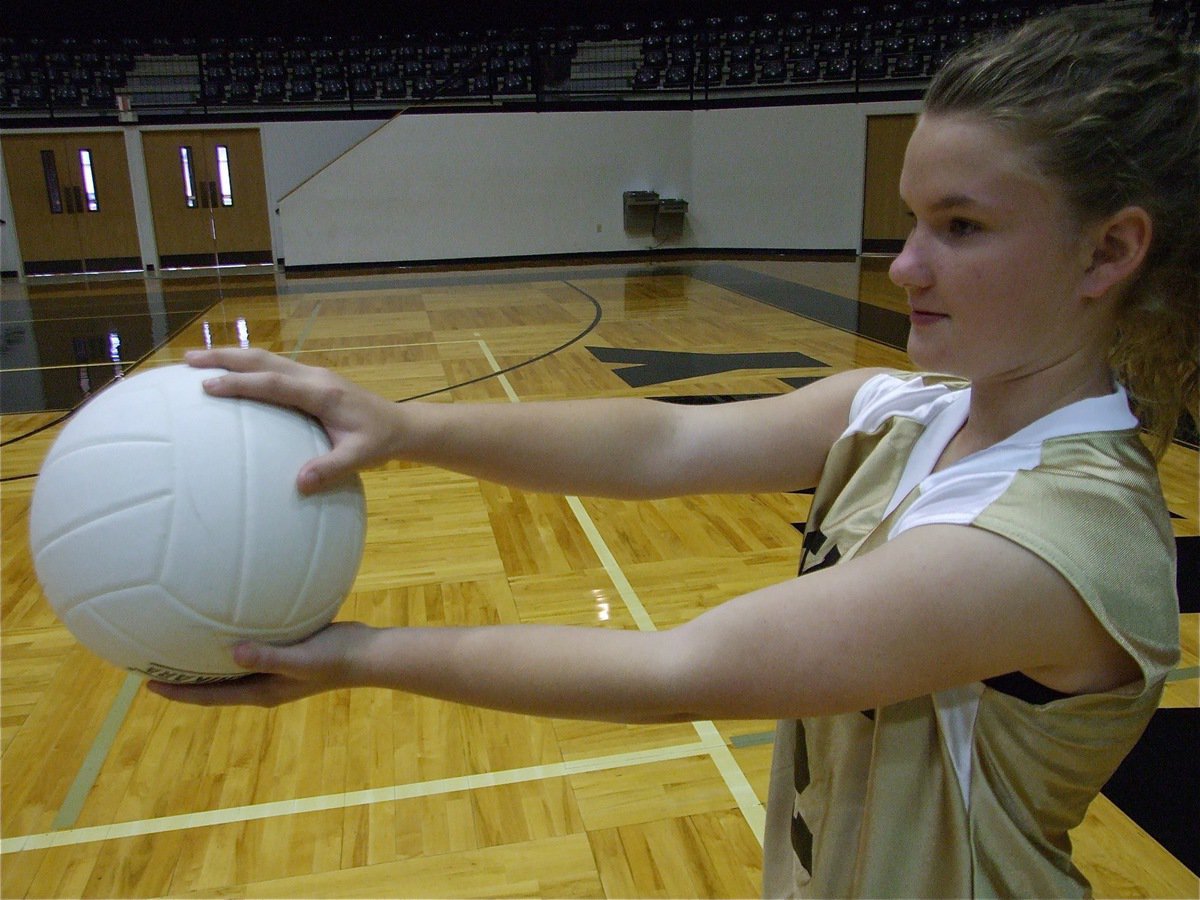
[888,231,931,291]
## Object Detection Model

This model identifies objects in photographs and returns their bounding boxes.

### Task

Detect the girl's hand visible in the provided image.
[185,348,403,494]
[145,621,378,707]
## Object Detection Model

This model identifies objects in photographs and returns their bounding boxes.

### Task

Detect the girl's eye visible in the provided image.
[947,218,980,237]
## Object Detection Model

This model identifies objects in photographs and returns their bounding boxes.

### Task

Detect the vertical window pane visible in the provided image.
[180,146,197,208]
[215,144,233,206]
[41,150,63,214]
[78,149,99,211]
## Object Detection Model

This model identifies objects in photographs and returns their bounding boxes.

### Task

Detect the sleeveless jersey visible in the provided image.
[761,372,1180,898]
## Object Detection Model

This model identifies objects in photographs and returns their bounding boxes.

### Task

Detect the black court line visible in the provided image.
[1102,707,1199,876]
[0,281,604,481]
[686,262,911,350]
[396,281,602,403]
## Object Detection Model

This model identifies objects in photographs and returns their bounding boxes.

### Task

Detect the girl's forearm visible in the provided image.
[395,398,691,500]
[352,623,697,724]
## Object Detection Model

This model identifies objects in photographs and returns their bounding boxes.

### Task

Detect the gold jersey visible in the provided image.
[762,373,1180,898]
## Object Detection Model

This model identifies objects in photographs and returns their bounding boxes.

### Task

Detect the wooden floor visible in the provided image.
[1,257,1195,898]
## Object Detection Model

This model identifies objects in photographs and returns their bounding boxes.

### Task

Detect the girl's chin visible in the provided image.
[905,343,970,380]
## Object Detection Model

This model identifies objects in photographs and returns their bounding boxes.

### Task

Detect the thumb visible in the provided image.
[231,641,305,675]
[297,447,360,495]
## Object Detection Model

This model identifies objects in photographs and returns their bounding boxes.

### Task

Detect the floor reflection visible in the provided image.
[0,275,276,413]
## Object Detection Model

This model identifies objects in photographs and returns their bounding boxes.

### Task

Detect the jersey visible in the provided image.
[761,372,1180,898]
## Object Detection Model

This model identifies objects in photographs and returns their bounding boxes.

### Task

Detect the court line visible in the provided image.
[290,338,483,354]
[49,673,143,831]
[13,328,766,857]
[480,338,767,846]
[35,294,334,835]
[1,739,723,855]
[0,340,488,376]
[287,299,325,359]
[564,494,766,845]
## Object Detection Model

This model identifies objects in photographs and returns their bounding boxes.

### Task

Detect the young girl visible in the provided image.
[151,10,1197,896]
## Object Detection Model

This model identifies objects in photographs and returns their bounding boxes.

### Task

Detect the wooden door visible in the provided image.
[141,129,273,269]
[862,114,918,254]
[2,132,141,275]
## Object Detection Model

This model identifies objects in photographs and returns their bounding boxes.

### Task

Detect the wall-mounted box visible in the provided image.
[623,190,660,233]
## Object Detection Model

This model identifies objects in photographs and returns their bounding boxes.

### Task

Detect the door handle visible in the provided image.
[209,181,218,208]
[73,186,83,214]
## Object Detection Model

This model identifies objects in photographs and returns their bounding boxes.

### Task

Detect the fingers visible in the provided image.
[146,672,285,707]
[144,641,309,708]
[182,347,390,494]
[146,624,370,708]
[185,349,330,419]
[185,347,292,374]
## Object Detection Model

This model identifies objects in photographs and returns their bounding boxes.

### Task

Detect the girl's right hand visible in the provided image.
[185,348,404,494]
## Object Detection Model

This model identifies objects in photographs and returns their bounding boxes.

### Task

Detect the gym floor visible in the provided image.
[1,257,1195,897]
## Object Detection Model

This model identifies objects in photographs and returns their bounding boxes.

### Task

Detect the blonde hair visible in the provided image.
[924,9,1199,456]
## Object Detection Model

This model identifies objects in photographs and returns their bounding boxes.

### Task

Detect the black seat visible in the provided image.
[381,76,406,98]
[793,57,819,81]
[51,83,81,105]
[824,57,853,80]
[632,67,660,89]
[664,63,692,87]
[319,77,347,100]
[727,61,754,84]
[227,81,254,103]
[289,78,316,100]
[259,79,285,102]
[697,63,723,85]
[860,55,887,79]
[759,59,786,83]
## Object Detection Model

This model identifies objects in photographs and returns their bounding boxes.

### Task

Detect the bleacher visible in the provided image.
[0,0,1192,120]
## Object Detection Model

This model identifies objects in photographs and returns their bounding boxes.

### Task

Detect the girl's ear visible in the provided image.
[1080,206,1153,300]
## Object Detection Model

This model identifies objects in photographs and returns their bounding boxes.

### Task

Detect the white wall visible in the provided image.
[275,110,694,267]
[274,100,923,268]
[259,119,385,262]
[0,141,20,274]
[689,104,867,250]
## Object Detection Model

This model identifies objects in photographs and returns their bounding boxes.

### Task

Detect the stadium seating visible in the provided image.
[0,0,1192,117]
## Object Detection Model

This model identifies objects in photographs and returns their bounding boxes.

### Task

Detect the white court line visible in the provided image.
[476,339,519,403]
[287,298,325,359]
[289,338,484,356]
[482,339,766,846]
[50,673,143,831]
[0,740,720,855]
[7,333,765,857]
[32,295,330,839]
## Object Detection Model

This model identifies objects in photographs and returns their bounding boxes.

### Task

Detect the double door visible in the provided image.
[2,131,142,275]
[141,129,272,269]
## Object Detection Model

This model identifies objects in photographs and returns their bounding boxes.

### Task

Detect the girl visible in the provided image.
[152,10,1197,895]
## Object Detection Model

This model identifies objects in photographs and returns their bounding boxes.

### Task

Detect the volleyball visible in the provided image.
[28,364,367,684]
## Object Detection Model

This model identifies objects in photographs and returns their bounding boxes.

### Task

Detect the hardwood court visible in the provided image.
[1,258,1196,898]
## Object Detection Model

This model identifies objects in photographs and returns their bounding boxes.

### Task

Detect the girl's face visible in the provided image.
[889,114,1101,386]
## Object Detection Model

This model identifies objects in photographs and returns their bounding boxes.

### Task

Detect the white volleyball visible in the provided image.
[28,364,366,684]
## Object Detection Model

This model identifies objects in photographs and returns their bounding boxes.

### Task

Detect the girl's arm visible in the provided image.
[184,347,883,499]
[149,524,1139,719]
